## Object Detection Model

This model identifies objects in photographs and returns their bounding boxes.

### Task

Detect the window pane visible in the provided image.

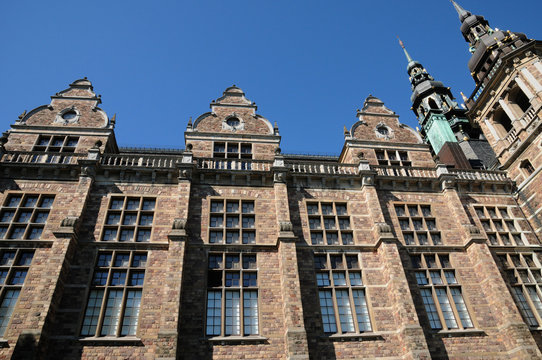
[311,232,323,245]
[211,201,224,213]
[319,290,337,333]
[206,291,222,336]
[415,271,428,285]
[121,290,142,336]
[420,288,442,329]
[119,229,134,242]
[98,253,113,267]
[110,271,127,286]
[126,199,140,210]
[210,230,223,243]
[242,202,254,214]
[136,229,151,242]
[6,196,22,208]
[430,271,443,285]
[321,204,333,215]
[81,290,104,336]
[333,272,347,286]
[132,254,147,268]
[141,199,155,211]
[527,287,542,318]
[0,211,15,223]
[0,290,20,336]
[33,211,49,224]
[123,214,137,226]
[139,214,153,226]
[242,231,255,244]
[316,273,330,286]
[226,231,239,244]
[341,233,353,245]
[435,288,458,329]
[513,287,538,326]
[114,254,130,267]
[226,202,239,213]
[444,271,457,284]
[336,289,355,333]
[226,216,239,228]
[9,270,27,285]
[225,272,240,287]
[103,229,117,241]
[353,289,372,331]
[326,232,339,245]
[100,289,124,336]
[307,204,319,215]
[243,272,257,287]
[27,227,43,240]
[225,291,240,335]
[242,216,255,229]
[92,271,108,286]
[243,291,259,335]
[450,288,473,328]
[349,271,363,286]
[23,196,38,208]
[242,255,256,269]
[210,216,223,228]
[226,255,240,269]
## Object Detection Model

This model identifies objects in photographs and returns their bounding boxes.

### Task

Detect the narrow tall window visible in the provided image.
[496,253,542,327]
[307,202,353,245]
[0,193,54,241]
[0,249,34,336]
[374,150,411,166]
[411,254,473,330]
[520,159,535,176]
[209,199,255,244]
[101,197,155,242]
[314,253,371,334]
[206,253,258,337]
[81,251,146,337]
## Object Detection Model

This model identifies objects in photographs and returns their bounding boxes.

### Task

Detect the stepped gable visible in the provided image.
[349,95,422,144]
[190,85,275,135]
[17,78,111,129]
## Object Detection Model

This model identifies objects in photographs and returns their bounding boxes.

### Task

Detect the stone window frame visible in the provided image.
[222,114,245,131]
[394,203,442,246]
[374,122,394,140]
[100,196,156,243]
[410,253,475,331]
[474,205,528,246]
[212,141,252,159]
[80,251,147,338]
[519,159,536,177]
[55,107,81,124]
[306,201,354,246]
[205,252,260,337]
[314,252,372,335]
[32,135,79,153]
[374,149,411,167]
[208,198,256,244]
[496,252,542,328]
[0,193,55,241]
[0,248,35,337]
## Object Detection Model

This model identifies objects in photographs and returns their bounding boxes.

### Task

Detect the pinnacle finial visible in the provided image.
[397,37,413,64]
[450,0,471,22]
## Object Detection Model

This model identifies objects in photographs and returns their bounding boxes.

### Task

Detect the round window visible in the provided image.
[226,117,240,128]
[377,126,389,135]
[62,111,77,121]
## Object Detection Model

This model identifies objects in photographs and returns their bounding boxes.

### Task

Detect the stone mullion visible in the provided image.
[466,243,541,358]
[9,174,95,359]
[155,178,190,360]
[360,179,432,360]
[274,174,309,359]
[441,182,541,357]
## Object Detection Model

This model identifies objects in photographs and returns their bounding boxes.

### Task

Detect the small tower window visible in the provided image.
[62,111,77,121]
[520,159,535,176]
[493,108,513,136]
[377,126,389,136]
[226,117,240,128]
[428,98,439,110]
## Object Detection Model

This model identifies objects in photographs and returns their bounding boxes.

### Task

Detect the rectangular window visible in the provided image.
[81,251,146,337]
[208,199,256,244]
[395,204,441,246]
[0,194,54,241]
[497,253,542,327]
[31,135,79,163]
[314,253,371,334]
[101,197,155,242]
[411,253,473,330]
[474,206,529,246]
[307,202,354,246]
[375,149,411,167]
[0,249,34,336]
[206,253,258,337]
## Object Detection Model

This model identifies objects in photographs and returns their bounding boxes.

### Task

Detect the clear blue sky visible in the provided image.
[1,1,541,155]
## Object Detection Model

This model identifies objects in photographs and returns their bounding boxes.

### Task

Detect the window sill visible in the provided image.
[433,329,486,337]
[324,333,384,341]
[79,336,143,345]
[205,336,268,344]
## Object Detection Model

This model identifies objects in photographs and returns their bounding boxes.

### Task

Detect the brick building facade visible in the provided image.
[0,2,542,359]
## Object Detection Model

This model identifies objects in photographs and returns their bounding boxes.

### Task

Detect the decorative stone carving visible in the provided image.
[362,175,374,186]
[279,221,293,232]
[376,223,392,234]
[465,224,481,235]
[274,172,285,183]
[61,216,79,228]
[172,218,186,230]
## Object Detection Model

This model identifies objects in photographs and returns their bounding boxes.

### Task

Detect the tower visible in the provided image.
[452,1,542,234]
[400,39,496,169]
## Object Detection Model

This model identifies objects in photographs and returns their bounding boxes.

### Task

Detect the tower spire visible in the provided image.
[397,37,413,64]
[450,0,471,22]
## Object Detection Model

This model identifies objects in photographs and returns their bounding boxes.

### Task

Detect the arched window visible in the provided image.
[508,86,531,114]
[428,98,439,110]
[493,108,513,137]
